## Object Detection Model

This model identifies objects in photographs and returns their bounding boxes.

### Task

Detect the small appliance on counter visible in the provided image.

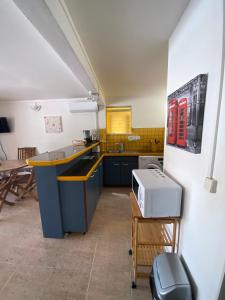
[72,139,85,146]
[91,129,99,142]
[83,130,92,144]
[150,253,192,300]
[132,169,182,218]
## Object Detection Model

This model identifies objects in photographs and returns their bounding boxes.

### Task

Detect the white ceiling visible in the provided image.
[64,0,190,99]
[0,0,88,101]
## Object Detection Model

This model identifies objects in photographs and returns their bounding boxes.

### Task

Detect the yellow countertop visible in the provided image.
[57,151,163,182]
[102,151,163,157]
[26,142,100,166]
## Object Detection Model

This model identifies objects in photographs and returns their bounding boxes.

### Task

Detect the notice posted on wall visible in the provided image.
[44,116,63,133]
[167,74,208,154]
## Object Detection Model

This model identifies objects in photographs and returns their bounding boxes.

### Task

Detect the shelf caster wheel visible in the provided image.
[128,249,132,256]
[131,281,137,289]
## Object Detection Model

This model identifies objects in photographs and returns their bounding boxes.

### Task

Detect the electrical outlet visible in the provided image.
[204,177,217,193]
[128,135,140,141]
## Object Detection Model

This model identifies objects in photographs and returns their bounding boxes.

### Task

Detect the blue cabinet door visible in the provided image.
[120,162,138,186]
[59,181,86,233]
[99,162,103,195]
[103,156,138,186]
[86,168,99,228]
[103,159,121,186]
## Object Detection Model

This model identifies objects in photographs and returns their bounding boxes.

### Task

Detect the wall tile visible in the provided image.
[99,128,165,152]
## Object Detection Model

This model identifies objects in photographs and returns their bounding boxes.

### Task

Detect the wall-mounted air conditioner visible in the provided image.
[68,101,98,113]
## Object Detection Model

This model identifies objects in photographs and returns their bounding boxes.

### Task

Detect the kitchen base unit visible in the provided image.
[58,162,103,234]
[129,192,180,288]
[27,142,102,238]
[103,156,138,186]
[59,166,101,233]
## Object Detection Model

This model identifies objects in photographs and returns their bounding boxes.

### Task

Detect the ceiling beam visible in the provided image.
[12,0,104,102]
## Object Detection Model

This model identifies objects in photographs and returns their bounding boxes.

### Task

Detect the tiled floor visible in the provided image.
[0,188,152,300]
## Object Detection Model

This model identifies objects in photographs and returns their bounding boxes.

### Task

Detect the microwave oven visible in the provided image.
[132,169,182,218]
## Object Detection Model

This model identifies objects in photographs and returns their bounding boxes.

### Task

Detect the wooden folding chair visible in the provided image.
[9,168,37,201]
[0,173,17,212]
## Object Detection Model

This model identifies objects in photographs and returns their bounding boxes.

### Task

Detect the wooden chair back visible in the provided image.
[18,147,36,160]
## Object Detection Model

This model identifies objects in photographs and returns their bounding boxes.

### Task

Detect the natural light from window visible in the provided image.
[106,106,132,134]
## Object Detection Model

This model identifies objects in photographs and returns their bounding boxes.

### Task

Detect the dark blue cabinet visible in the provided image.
[99,162,103,195]
[104,158,121,186]
[86,173,97,227]
[59,163,102,233]
[103,156,138,186]
[121,162,138,186]
[59,181,86,233]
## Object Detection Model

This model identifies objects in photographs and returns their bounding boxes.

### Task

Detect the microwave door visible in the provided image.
[132,175,139,201]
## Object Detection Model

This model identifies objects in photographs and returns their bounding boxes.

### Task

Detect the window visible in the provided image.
[106,106,132,134]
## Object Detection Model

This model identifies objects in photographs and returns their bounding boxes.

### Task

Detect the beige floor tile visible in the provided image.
[46,268,90,295]
[87,292,131,300]
[0,188,151,300]
[88,269,131,299]
[0,263,15,291]
[41,290,86,300]
[0,265,54,300]
[18,247,60,269]
[56,250,94,271]
[0,284,43,300]
[0,245,26,265]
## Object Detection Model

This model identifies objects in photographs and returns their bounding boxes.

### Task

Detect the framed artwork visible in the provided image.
[167,74,208,154]
[44,116,63,133]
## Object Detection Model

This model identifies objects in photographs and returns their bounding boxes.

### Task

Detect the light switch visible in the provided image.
[204,177,217,193]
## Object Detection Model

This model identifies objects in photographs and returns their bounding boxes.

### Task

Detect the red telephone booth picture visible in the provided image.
[167,74,207,153]
[167,99,177,145]
[177,98,188,147]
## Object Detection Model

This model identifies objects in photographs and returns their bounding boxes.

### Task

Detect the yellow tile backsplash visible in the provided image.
[99,128,165,153]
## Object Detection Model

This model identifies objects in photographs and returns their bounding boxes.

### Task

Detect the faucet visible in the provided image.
[116,142,124,152]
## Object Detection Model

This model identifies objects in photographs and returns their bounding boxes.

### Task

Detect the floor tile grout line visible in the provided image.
[85,242,97,300]
[0,269,17,293]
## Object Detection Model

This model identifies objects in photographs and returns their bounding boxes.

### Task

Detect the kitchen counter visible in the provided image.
[57,153,103,181]
[30,144,163,238]
[27,141,163,167]
[103,151,163,156]
[57,151,163,181]
[26,142,100,166]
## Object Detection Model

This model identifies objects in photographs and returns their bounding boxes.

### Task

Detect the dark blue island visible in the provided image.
[27,142,103,238]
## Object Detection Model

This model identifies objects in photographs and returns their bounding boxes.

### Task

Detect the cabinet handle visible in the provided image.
[113,163,120,166]
[122,163,129,166]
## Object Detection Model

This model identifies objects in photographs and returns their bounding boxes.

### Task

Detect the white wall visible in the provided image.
[164,0,225,299]
[99,92,166,128]
[0,100,97,159]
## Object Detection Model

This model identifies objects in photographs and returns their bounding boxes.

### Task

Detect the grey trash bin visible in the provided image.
[150,253,192,300]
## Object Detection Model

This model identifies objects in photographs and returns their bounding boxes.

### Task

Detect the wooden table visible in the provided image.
[0,160,27,172]
[0,160,27,205]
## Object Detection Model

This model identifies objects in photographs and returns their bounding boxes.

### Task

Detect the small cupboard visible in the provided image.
[59,162,103,233]
[103,156,138,186]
